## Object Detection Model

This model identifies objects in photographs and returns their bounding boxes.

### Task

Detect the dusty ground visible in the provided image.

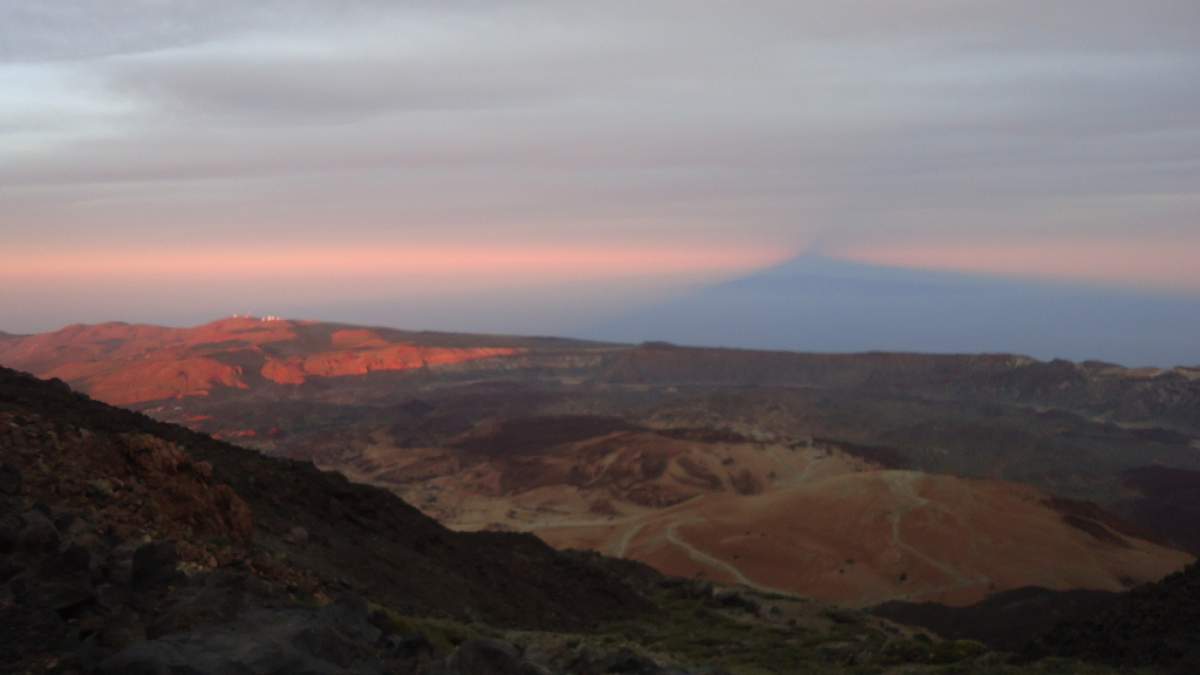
[6,318,1198,609]
[532,470,1190,607]
[336,427,1191,607]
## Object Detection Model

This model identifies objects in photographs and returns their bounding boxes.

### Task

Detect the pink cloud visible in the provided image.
[840,237,1200,293]
[0,243,789,286]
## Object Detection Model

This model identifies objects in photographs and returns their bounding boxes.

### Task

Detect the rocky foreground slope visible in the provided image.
[1036,561,1200,672]
[871,561,1200,675]
[0,366,653,674]
[2,365,1179,674]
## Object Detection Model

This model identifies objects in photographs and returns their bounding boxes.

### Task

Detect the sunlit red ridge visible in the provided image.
[0,317,525,406]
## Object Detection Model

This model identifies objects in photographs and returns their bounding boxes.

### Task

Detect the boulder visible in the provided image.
[286,526,309,546]
[131,541,180,590]
[101,602,396,675]
[88,478,116,500]
[593,647,666,674]
[18,545,95,612]
[0,463,21,496]
[560,645,688,675]
[439,639,548,675]
[17,509,59,552]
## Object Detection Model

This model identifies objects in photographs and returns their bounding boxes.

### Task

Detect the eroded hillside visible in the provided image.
[6,366,1153,674]
[3,318,1198,609]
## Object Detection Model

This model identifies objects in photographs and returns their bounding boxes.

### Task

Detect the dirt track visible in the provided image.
[664,518,797,595]
[882,472,992,601]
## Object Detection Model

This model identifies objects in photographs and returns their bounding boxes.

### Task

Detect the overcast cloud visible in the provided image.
[1,1,1198,333]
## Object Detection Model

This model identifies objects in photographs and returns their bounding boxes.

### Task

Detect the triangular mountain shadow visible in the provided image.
[590,254,1200,367]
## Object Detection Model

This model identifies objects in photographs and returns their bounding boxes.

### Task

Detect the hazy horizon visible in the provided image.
[3,3,1198,362]
[6,251,1199,369]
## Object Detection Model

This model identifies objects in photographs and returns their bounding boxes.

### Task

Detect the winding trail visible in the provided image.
[614,520,649,558]
[664,518,798,596]
[883,472,991,601]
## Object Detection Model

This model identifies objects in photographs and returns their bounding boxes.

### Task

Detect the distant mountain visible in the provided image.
[591,254,1200,367]
[4,316,1199,431]
[0,317,595,405]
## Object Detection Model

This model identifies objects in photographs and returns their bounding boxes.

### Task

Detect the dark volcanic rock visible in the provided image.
[1035,562,1200,673]
[0,462,21,495]
[437,639,548,675]
[1119,465,1200,555]
[0,366,650,630]
[19,546,95,612]
[555,645,695,675]
[131,541,180,590]
[101,598,394,675]
[0,366,658,675]
[285,525,309,545]
[16,508,60,552]
[872,586,1119,652]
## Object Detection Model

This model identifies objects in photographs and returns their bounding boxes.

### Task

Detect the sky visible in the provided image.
[2,2,1198,351]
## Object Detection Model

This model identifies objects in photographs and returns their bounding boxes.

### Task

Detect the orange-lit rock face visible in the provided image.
[260,358,307,385]
[0,318,296,369]
[330,329,390,349]
[260,340,522,384]
[0,319,522,404]
[45,357,249,406]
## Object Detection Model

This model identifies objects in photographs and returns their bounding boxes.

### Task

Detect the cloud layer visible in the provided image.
[2,1,1198,332]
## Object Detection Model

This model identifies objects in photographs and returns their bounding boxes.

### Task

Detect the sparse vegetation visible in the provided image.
[367,583,1150,675]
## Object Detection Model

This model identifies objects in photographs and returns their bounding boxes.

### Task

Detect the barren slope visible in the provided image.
[572,470,1189,607]
[3,317,1198,609]
[331,416,1191,607]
